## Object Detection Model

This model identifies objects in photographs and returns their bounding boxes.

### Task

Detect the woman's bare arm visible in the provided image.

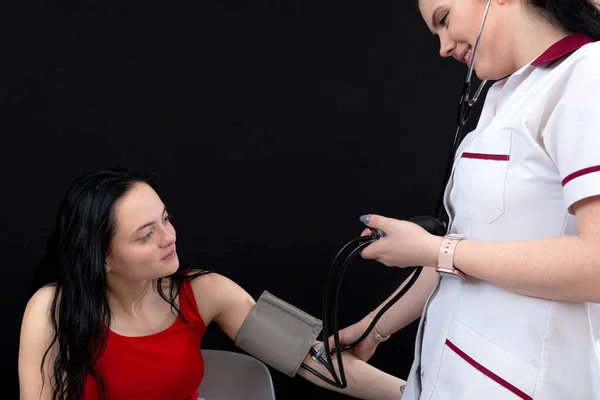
[18,286,56,400]
[192,273,405,399]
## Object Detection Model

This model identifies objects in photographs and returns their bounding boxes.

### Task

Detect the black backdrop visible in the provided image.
[0,1,484,398]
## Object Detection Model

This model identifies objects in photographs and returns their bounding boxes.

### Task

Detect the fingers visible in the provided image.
[326,324,358,349]
[358,214,395,261]
[327,329,347,349]
[327,335,336,350]
[360,241,380,260]
[358,235,380,260]
[359,227,383,260]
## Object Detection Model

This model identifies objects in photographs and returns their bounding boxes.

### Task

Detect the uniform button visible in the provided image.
[421,370,425,378]
[423,318,427,326]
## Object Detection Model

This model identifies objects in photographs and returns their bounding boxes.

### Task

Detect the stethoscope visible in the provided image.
[300,0,492,388]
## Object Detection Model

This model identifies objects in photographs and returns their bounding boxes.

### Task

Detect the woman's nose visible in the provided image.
[159,225,176,246]
[439,36,456,58]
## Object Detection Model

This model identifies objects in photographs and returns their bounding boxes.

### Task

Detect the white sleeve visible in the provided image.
[541,52,600,214]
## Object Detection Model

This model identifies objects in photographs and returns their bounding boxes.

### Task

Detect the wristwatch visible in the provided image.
[436,233,467,281]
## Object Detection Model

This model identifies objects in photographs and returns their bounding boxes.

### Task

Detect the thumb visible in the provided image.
[327,328,349,349]
[359,214,388,230]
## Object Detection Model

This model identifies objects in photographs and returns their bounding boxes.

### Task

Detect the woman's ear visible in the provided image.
[105,253,112,273]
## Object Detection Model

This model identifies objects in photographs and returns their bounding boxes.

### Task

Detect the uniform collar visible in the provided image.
[531,33,595,66]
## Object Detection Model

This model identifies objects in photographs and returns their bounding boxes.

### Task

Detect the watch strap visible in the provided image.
[436,234,467,280]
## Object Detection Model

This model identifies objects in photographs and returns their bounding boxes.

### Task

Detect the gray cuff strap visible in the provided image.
[235,291,323,377]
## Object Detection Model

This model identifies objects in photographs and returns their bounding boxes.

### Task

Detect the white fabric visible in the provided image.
[403,41,600,400]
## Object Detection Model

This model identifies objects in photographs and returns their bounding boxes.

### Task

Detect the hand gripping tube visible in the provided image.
[235,291,323,377]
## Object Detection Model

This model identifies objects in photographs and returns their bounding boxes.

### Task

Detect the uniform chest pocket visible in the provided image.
[450,131,513,224]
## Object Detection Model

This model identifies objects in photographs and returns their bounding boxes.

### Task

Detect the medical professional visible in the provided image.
[335,0,600,399]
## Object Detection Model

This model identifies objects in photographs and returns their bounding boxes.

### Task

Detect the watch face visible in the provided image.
[441,272,465,280]
[437,268,467,281]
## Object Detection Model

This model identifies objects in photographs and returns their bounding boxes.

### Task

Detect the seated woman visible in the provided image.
[18,167,403,400]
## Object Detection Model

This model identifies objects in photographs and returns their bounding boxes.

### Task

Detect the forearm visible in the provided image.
[450,235,600,303]
[371,267,439,337]
[298,352,405,400]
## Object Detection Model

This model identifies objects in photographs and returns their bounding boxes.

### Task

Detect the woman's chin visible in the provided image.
[474,63,512,82]
[474,67,491,81]
[159,257,180,277]
[166,257,180,275]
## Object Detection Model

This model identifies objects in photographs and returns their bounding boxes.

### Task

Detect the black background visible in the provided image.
[0,0,483,398]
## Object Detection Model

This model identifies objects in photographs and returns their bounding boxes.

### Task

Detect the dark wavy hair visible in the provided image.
[526,0,600,40]
[29,167,209,399]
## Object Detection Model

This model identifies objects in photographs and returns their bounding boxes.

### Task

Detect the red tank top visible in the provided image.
[83,279,206,399]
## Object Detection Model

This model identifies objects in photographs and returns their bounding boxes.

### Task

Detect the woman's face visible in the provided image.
[418,0,516,80]
[105,182,179,282]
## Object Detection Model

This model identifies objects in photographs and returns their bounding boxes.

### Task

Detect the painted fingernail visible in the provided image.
[360,215,370,224]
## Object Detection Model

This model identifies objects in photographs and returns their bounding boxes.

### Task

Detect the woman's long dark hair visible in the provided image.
[526,0,600,40]
[29,167,208,399]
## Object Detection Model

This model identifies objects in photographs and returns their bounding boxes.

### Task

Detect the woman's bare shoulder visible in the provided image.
[190,271,248,298]
[19,286,57,399]
[189,271,255,326]
[23,285,56,323]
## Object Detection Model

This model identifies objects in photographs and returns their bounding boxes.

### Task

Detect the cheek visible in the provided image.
[480,13,503,53]
[130,246,159,266]
[479,32,502,65]
[110,244,157,270]
[448,22,474,47]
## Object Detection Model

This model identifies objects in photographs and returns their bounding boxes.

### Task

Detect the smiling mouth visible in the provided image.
[462,46,473,65]
[162,250,176,260]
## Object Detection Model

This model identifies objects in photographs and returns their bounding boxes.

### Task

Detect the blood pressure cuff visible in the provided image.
[235,291,323,377]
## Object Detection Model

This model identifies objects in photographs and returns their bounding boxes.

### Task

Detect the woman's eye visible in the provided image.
[440,12,448,27]
[141,232,153,241]
[164,214,172,223]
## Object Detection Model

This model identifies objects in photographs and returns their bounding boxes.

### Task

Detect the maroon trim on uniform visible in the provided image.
[531,33,595,66]
[445,339,533,400]
[562,165,600,186]
[461,152,510,161]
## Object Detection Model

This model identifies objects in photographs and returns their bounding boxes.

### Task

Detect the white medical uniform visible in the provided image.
[402,34,600,400]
